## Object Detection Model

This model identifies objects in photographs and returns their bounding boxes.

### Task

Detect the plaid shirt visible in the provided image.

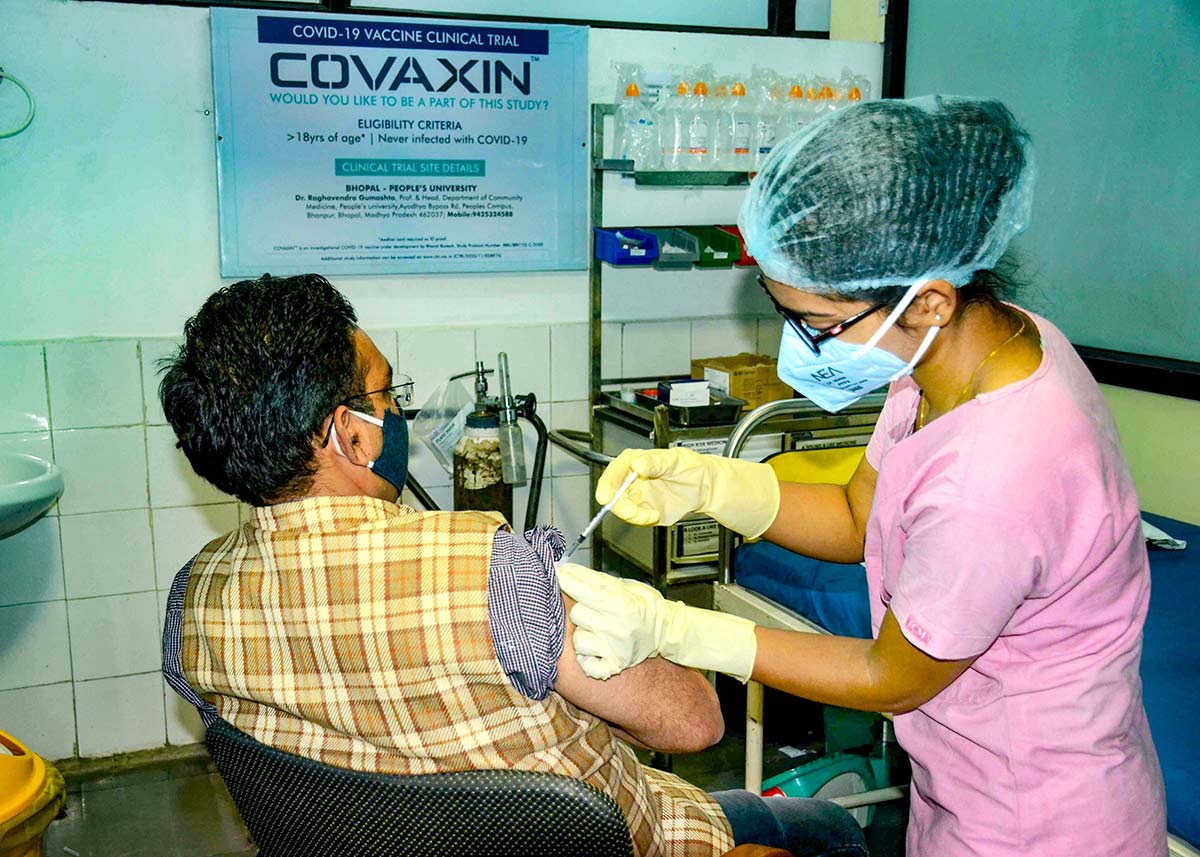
[166,496,732,857]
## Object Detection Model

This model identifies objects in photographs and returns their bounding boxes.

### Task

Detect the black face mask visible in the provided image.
[332,408,409,493]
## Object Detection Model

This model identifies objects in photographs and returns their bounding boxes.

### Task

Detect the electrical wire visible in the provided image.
[0,68,36,139]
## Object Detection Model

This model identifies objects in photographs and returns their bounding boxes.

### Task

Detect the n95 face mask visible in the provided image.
[777,281,939,413]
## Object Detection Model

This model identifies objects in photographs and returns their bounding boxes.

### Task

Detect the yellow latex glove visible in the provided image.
[596,447,781,539]
[556,563,758,683]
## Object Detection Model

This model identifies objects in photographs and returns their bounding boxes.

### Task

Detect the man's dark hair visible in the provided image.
[159,274,364,506]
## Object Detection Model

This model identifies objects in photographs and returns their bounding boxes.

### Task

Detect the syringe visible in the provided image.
[561,472,638,563]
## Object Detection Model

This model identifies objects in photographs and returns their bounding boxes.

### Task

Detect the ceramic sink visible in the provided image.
[0,452,63,539]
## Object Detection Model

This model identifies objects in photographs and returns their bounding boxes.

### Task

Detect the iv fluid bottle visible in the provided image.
[777,83,812,147]
[716,82,754,171]
[657,81,690,171]
[682,80,712,170]
[814,83,837,119]
[614,82,658,170]
[752,85,781,173]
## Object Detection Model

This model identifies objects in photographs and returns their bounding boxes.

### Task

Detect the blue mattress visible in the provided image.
[734,513,1200,846]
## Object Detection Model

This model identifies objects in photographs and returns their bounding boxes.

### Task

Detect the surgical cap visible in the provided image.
[739,95,1035,292]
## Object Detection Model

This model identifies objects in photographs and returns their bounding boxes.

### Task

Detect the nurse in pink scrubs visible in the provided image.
[557,96,1167,855]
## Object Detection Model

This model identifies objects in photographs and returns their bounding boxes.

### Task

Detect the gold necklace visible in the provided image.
[916,315,1027,431]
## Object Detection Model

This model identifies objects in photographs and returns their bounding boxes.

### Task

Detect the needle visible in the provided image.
[561,472,638,563]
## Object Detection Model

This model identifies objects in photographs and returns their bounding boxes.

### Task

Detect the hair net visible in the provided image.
[739,95,1035,292]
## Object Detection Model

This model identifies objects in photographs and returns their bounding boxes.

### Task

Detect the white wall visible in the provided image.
[903,0,1200,363]
[0,0,881,341]
[0,0,879,761]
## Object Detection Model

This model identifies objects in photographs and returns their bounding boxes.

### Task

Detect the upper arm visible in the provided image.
[845,454,878,545]
[554,593,724,753]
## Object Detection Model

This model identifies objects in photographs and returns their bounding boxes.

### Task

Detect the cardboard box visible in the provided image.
[691,353,794,411]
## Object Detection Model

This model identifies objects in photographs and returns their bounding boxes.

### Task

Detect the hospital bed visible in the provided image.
[715,400,1200,855]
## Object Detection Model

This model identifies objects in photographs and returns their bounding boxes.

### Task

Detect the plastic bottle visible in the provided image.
[777,83,811,146]
[682,80,712,170]
[814,83,837,118]
[751,83,782,173]
[656,81,690,171]
[614,82,658,170]
[716,81,755,171]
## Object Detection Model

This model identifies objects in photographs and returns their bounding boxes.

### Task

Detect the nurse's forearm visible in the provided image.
[750,627,890,711]
[750,611,975,715]
[761,482,866,563]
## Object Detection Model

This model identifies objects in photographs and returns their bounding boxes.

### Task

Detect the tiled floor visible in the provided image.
[45,754,255,857]
[41,681,906,856]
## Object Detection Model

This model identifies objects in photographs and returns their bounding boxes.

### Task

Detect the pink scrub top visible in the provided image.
[863,309,1166,856]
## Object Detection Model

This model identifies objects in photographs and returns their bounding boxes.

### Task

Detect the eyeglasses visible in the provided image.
[321,374,413,447]
[361,376,414,410]
[757,274,889,355]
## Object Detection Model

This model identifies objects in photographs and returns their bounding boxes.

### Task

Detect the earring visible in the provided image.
[935,314,943,322]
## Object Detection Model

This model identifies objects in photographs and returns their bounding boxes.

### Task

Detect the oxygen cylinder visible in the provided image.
[453,411,513,524]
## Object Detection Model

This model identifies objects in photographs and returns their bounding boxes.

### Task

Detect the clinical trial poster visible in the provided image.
[210,9,588,277]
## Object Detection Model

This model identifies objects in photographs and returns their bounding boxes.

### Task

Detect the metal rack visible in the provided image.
[591,391,885,591]
[538,103,885,594]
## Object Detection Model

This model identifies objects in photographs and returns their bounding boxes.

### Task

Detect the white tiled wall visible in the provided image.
[0,314,770,761]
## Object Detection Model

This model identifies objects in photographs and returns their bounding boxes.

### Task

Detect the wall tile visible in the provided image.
[146,425,229,507]
[513,477,553,533]
[551,474,592,550]
[0,601,71,691]
[549,401,591,478]
[0,682,76,760]
[52,426,149,515]
[757,317,784,358]
[517,409,553,529]
[550,324,589,403]
[60,510,155,599]
[601,323,622,379]
[691,318,760,361]
[163,678,205,746]
[400,483,452,513]
[475,325,550,404]
[0,344,48,434]
[0,517,65,606]
[75,673,165,756]
[396,326,476,406]
[407,440,452,492]
[139,338,182,426]
[68,591,161,681]
[46,340,142,430]
[621,321,691,378]
[151,504,239,590]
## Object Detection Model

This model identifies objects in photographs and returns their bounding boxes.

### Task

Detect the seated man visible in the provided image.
[159,274,865,857]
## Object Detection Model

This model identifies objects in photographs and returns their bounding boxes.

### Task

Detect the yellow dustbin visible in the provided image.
[0,730,66,857]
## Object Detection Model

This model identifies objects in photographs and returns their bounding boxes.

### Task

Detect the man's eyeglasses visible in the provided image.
[757,274,889,355]
[322,375,413,446]
[361,377,414,410]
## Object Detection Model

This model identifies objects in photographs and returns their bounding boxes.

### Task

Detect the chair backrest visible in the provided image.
[206,719,635,857]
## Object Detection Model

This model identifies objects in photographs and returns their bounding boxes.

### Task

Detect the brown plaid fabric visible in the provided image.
[181,496,732,856]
